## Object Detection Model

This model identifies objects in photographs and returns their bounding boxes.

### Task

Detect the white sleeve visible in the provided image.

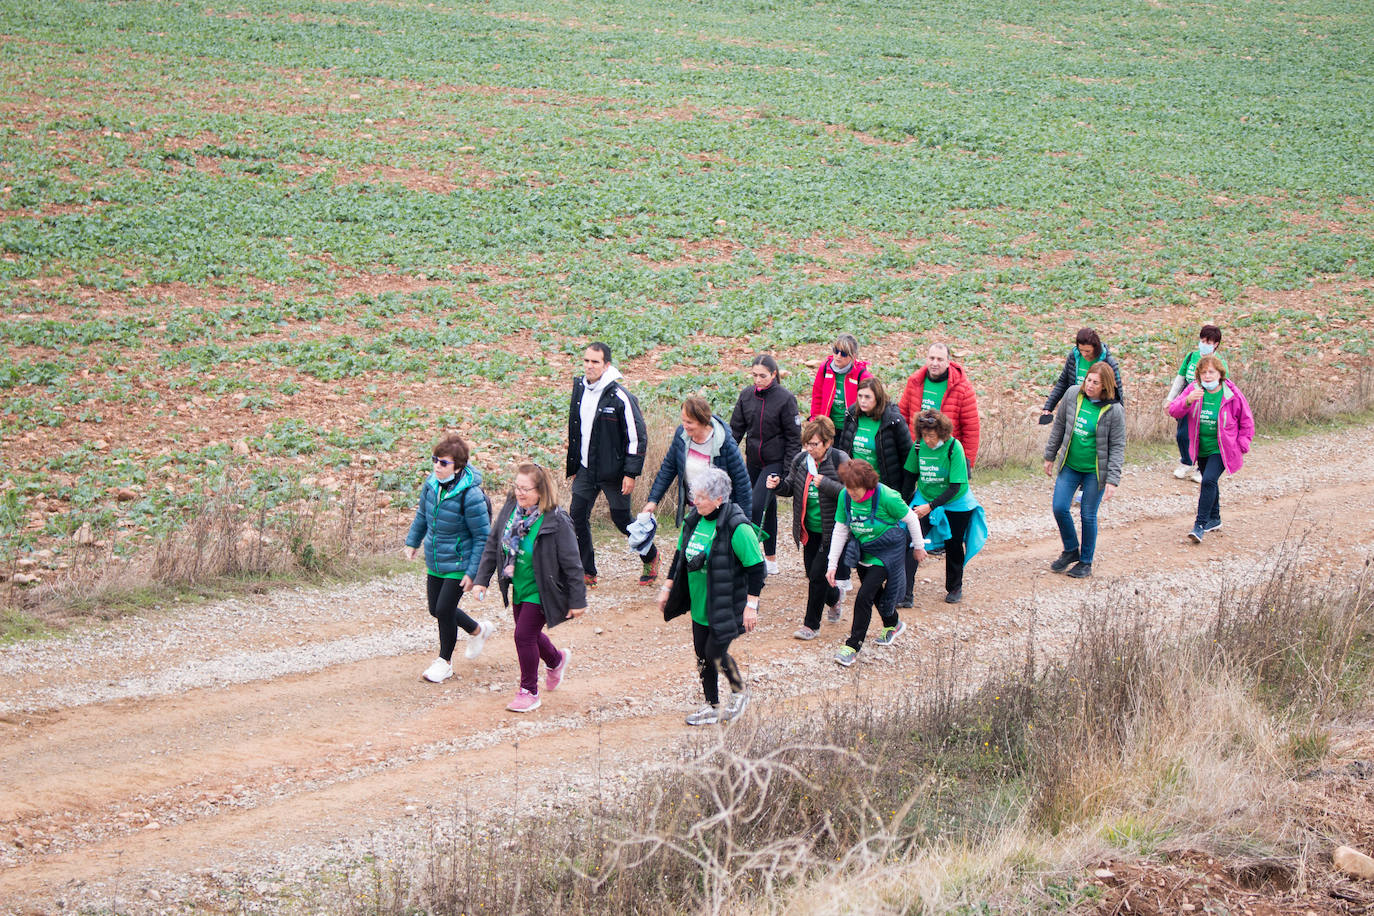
[827,522,851,570]
[901,510,923,549]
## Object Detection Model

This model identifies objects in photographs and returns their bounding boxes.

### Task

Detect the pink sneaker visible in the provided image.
[506,688,541,713]
[546,648,571,692]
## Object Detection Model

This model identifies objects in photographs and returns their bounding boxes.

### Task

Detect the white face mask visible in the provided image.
[1201,379,1220,392]
[1198,342,1216,356]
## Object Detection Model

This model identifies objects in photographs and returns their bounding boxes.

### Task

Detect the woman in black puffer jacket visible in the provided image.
[729,354,801,574]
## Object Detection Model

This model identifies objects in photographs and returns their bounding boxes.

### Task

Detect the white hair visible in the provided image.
[690,467,733,504]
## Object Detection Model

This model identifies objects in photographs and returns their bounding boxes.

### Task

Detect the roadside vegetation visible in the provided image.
[337,552,1374,914]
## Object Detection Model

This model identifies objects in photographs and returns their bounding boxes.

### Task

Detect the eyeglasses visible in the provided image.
[805,439,826,449]
[432,456,453,467]
[917,417,939,429]
[832,348,851,357]
[513,484,536,494]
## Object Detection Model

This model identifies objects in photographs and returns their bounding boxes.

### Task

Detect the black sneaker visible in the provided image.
[1050,550,1080,573]
[944,588,962,604]
[1066,562,1093,579]
[896,597,913,609]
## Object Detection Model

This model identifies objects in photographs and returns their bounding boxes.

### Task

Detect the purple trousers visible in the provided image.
[513,601,562,694]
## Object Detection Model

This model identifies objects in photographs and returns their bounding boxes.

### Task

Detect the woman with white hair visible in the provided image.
[656,467,767,726]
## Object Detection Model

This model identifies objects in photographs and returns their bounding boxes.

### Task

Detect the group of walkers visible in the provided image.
[403,328,1255,724]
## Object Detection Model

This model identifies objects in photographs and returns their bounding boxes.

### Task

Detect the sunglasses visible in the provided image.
[832,348,851,357]
[917,417,939,429]
[432,456,453,467]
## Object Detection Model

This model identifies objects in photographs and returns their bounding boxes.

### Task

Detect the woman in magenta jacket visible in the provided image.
[1167,356,1254,544]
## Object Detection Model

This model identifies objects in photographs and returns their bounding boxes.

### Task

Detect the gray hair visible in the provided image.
[689,467,734,505]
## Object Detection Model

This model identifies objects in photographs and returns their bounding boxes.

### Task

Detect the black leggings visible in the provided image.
[847,562,900,652]
[802,533,840,630]
[427,575,479,662]
[913,509,974,594]
[748,461,782,556]
[693,620,743,707]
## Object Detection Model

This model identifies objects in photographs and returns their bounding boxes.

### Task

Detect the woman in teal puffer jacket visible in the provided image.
[405,433,494,684]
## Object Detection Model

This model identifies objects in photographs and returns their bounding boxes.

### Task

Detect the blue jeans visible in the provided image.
[1195,453,1224,528]
[1175,416,1192,465]
[1052,467,1104,565]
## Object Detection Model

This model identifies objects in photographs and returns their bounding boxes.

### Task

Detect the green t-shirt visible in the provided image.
[837,484,909,566]
[1065,397,1102,474]
[805,474,823,534]
[829,375,848,429]
[851,416,880,469]
[1178,350,1227,383]
[904,438,969,505]
[509,514,544,605]
[1075,353,1102,384]
[1198,388,1223,457]
[679,515,766,625]
[921,375,948,412]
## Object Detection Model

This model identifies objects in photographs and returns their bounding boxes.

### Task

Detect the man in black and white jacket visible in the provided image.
[566,342,657,587]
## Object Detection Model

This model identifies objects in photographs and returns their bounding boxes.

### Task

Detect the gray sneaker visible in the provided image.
[874,620,906,646]
[1187,526,1204,544]
[685,705,720,726]
[793,625,818,641]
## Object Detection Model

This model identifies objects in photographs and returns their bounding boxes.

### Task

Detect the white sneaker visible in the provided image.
[765,558,779,576]
[685,704,720,726]
[420,657,453,683]
[1173,464,1192,479]
[465,619,495,660]
[725,690,749,720]
[1190,469,1203,484]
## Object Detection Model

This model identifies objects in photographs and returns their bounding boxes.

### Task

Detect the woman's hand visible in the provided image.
[656,581,672,615]
[1043,460,1054,477]
[1102,483,1117,501]
[1185,387,1204,405]
[914,503,931,518]
[460,575,473,590]
[568,606,587,619]
[914,546,928,563]
[404,546,418,561]
[642,501,658,515]
[765,474,780,490]
[620,476,635,496]
[826,568,837,587]
[471,586,487,601]
[743,607,758,633]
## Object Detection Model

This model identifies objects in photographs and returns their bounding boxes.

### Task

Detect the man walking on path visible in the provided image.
[566,342,658,587]
[897,342,981,470]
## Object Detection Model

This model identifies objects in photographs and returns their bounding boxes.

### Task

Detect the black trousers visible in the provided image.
[693,620,743,707]
[908,509,974,596]
[426,574,478,662]
[801,533,840,630]
[569,467,655,577]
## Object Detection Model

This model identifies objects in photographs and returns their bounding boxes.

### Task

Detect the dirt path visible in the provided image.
[2,427,1371,914]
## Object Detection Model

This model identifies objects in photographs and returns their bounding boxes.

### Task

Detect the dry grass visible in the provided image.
[339,550,1374,915]
[20,470,396,626]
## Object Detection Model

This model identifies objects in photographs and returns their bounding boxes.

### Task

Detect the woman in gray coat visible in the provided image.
[1042,362,1125,579]
[474,463,587,713]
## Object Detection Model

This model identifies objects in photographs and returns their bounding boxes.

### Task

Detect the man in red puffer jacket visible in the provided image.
[897,342,980,470]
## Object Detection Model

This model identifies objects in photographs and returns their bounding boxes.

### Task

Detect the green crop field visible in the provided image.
[0,0,1371,569]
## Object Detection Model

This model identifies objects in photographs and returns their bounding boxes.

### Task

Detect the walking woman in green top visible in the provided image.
[473,463,587,713]
[904,409,977,604]
[1043,362,1125,579]
[657,467,767,726]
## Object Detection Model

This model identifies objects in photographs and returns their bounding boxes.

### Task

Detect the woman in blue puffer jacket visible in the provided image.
[405,433,495,684]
